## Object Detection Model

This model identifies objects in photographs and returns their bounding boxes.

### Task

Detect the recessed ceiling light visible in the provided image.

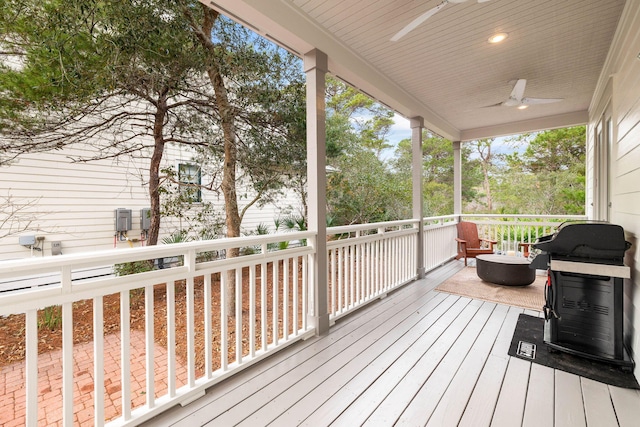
[488,33,508,44]
[517,105,528,110]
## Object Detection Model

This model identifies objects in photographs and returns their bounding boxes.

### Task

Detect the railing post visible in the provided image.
[304,49,330,335]
[411,117,425,279]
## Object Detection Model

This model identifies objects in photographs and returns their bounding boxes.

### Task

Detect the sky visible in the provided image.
[383,113,525,161]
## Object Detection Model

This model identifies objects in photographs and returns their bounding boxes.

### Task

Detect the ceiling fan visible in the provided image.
[391,0,492,42]
[488,79,564,109]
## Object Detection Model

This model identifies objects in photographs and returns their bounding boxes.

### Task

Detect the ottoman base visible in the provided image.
[476,255,535,286]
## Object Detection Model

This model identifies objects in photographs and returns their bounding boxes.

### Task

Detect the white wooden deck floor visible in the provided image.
[144,261,640,427]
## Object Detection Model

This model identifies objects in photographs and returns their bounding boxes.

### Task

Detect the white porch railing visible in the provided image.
[325,216,459,321]
[326,219,419,321]
[423,215,459,272]
[0,232,314,427]
[0,214,582,426]
[460,214,588,254]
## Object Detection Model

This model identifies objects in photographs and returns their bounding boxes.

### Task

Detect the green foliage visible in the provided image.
[280,214,307,247]
[161,230,192,245]
[113,260,154,276]
[0,0,205,138]
[1,1,587,230]
[326,76,394,157]
[156,230,193,267]
[516,127,586,173]
[282,215,306,232]
[160,164,225,240]
[255,223,270,236]
[494,126,586,215]
[393,131,482,216]
[326,113,357,159]
[38,305,62,330]
[323,78,408,225]
[327,148,407,224]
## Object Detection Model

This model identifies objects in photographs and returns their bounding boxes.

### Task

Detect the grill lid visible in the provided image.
[532,222,631,262]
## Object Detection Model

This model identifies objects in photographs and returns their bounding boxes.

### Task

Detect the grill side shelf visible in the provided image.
[550,259,630,279]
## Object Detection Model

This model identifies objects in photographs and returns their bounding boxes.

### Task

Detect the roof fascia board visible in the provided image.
[460,111,589,141]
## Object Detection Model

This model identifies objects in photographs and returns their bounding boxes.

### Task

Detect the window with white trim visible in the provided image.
[178,163,202,203]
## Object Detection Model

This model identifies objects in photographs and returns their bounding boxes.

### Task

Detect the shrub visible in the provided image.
[113,260,154,276]
[38,306,62,330]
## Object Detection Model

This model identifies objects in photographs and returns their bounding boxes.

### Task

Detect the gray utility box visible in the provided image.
[140,208,151,231]
[114,208,132,232]
[51,241,62,255]
[19,235,36,246]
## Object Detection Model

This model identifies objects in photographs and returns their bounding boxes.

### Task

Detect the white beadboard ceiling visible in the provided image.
[203,0,626,140]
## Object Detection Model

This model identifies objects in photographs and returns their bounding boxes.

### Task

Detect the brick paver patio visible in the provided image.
[0,331,188,426]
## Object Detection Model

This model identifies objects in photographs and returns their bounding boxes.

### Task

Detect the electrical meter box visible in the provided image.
[19,235,36,246]
[140,208,151,231]
[114,208,132,232]
[51,241,62,256]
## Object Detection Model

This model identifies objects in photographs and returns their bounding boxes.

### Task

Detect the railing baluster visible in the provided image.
[167,281,176,394]
[355,237,360,304]
[367,241,372,299]
[338,247,343,313]
[25,309,38,427]
[61,263,74,426]
[302,253,308,331]
[220,274,228,371]
[186,276,195,386]
[261,244,268,351]
[236,268,242,365]
[393,235,398,286]
[383,235,388,292]
[293,256,299,335]
[249,265,256,357]
[144,286,155,408]
[283,257,289,340]
[330,249,336,315]
[93,297,105,426]
[272,260,279,346]
[349,244,355,308]
[375,238,381,293]
[406,234,410,280]
[62,301,74,426]
[204,273,213,378]
[120,290,131,421]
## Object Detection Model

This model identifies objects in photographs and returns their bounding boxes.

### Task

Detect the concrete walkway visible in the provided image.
[0,330,188,426]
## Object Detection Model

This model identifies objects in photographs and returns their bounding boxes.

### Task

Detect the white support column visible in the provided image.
[411,117,425,279]
[304,49,330,335]
[453,140,462,218]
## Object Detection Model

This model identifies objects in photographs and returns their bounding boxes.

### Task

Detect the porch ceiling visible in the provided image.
[202,0,626,141]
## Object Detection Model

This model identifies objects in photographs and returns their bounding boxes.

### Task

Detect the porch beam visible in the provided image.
[411,117,425,279]
[304,49,330,335]
[453,141,462,216]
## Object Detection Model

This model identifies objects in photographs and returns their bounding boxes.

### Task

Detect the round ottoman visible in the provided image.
[476,254,536,286]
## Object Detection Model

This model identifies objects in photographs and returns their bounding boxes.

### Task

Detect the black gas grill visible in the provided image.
[530,221,633,368]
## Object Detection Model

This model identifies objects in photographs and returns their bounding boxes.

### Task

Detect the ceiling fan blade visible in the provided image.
[521,97,564,105]
[502,99,520,107]
[482,102,505,108]
[510,79,527,102]
[391,2,448,42]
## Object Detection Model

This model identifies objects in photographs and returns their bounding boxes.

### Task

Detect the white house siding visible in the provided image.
[0,142,301,260]
[591,0,640,380]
